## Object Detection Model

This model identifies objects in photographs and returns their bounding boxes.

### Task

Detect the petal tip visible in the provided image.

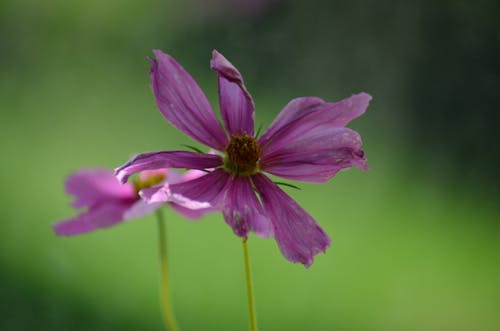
[210,50,221,69]
[354,149,369,171]
[210,53,225,68]
[211,49,221,59]
[151,49,176,68]
[51,223,66,236]
[52,219,88,237]
[114,168,127,184]
[152,49,165,58]
[210,50,240,81]
[358,91,372,99]
[354,92,373,105]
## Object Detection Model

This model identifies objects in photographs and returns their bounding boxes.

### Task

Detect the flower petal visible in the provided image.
[169,169,231,209]
[258,93,371,183]
[258,97,325,147]
[139,185,169,203]
[138,168,210,204]
[115,151,222,183]
[52,203,130,236]
[171,169,209,184]
[259,92,371,154]
[210,50,255,136]
[222,176,272,238]
[122,199,163,221]
[169,202,217,220]
[261,127,367,183]
[252,174,331,267]
[150,50,228,150]
[139,184,212,210]
[65,169,135,209]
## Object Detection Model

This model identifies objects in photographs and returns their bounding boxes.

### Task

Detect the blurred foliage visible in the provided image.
[409,1,500,197]
[0,0,499,330]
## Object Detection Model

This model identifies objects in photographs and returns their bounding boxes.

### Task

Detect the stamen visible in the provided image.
[224,134,261,176]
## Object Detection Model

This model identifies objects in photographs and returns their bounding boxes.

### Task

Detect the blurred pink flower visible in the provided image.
[115,50,371,267]
[53,168,210,236]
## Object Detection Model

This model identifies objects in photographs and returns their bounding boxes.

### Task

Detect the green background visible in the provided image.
[1,1,499,330]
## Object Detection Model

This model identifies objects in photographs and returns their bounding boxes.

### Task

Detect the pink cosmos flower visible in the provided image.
[53,168,209,236]
[115,50,371,267]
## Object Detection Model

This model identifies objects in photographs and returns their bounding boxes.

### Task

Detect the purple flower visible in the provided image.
[115,50,371,267]
[53,168,210,236]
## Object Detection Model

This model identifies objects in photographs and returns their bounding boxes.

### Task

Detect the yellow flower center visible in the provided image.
[223,134,261,176]
[132,172,166,195]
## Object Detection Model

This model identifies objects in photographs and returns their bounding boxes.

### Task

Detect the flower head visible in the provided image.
[53,168,209,236]
[115,50,371,267]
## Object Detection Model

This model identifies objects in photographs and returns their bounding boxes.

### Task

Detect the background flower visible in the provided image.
[53,168,210,236]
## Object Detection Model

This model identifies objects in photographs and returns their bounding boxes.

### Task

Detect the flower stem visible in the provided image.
[156,209,180,331]
[243,238,258,331]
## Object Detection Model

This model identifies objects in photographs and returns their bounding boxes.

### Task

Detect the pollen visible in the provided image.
[224,133,261,176]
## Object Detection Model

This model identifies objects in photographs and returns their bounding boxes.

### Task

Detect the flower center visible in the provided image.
[132,172,166,195]
[224,134,261,176]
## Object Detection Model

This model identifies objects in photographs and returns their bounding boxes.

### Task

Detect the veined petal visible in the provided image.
[65,169,135,209]
[150,50,228,150]
[123,200,163,220]
[115,151,222,184]
[252,174,331,267]
[52,203,130,236]
[211,50,255,136]
[223,176,272,238]
[169,169,231,209]
[258,97,325,147]
[172,169,209,184]
[261,127,367,183]
[259,92,371,154]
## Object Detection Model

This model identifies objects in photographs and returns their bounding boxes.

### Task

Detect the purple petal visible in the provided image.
[171,169,208,184]
[259,92,371,153]
[138,169,210,204]
[122,199,163,220]
[258,97,325,147]
[65,169,135,209]
[261,127,367,183]
[169,169,231,209]
[52,203,130,236]
[115,151,222,183]
[139,184,217,219]
[210,50,255,136]
[150,50,228,150]
[222,176,272,238]
[169,202,217,220]
[252,174,331,267]
[139,185,169,203]
[258,93,371,183]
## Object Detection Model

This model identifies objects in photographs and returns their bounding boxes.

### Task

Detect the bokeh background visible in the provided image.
[1,0,499,330]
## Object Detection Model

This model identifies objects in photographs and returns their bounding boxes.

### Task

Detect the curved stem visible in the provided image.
[243,238,258,331]
[156,209,180,331]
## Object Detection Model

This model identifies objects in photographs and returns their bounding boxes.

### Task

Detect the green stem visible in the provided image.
[243,238,258,331]
[156,209,180,331]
